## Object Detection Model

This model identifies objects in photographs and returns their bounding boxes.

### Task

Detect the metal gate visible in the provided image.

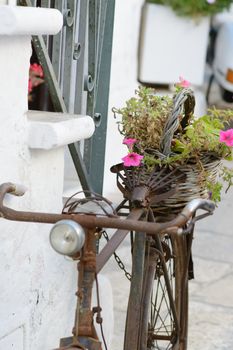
[19,0,115,194]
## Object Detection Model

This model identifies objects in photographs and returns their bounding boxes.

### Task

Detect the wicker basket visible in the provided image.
[151,156,221,215]
[112,88,222,215]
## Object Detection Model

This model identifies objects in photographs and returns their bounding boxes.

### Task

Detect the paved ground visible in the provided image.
[101,184,233,349]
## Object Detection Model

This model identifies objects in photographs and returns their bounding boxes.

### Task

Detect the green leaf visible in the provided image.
[172,139,186,152]
[206,181,223,203]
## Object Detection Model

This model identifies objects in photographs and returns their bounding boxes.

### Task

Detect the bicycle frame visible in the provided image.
[123,209,192,350]
[57,210,188,350]
[0,182,215,350]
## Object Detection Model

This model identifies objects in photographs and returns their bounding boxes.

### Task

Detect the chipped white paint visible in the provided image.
[0,325,25,349]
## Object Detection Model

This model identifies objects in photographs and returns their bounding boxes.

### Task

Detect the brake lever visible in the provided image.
[180,211,213,235]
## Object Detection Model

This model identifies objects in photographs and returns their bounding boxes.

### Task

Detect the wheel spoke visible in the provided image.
[126,231,189,350]
[151,241,174,334]
[146,235,187,349]
[153,279,172,334]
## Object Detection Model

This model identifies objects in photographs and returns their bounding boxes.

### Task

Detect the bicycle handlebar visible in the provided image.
[0,182,215,235]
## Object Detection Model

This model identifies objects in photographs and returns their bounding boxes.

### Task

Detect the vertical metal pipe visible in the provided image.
[139,248,158,350]
[87,0,115,194]
[63,0,77,110]
[75,229,98,339]
[51,0,63,86]
[74,0,88,114]
[84,0,97,173]
[124,231,146,350]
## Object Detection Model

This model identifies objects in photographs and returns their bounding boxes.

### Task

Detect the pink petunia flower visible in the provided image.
[28,63,44,95]
[123,138,137,147]
[206,0,215,4]
[30,63,44,78]
[219,129,233,147]
[122,152,144,167]
[28,79,33,93]
[177,76,191,88]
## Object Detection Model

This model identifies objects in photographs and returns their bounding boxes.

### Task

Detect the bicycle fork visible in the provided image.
[124,232,182,350]
[56,228,102,350]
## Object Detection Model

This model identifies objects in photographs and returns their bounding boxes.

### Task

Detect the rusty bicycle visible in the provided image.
[0,179,215,350]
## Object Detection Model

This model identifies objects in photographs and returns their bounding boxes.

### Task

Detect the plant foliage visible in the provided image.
[113,86,233,201]
[147,0,233,18]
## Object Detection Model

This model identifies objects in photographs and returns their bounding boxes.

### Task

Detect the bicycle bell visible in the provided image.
[49,219,85,256]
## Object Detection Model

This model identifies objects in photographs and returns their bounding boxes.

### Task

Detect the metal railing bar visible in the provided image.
[88,0,115,194]
[59,0,67,91]
[51,0,64,85]
[95,0,108,94]
[74,0,88,114]
[68,143,93,193]
[32,35,67,112]
[41,0,50,48]
[62,0,77,110]
[84,0,98,171]
[84,0,111,191]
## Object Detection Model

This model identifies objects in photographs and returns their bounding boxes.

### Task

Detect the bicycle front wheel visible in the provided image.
[140,233,189,350]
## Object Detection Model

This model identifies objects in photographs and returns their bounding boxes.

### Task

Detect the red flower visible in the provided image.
[30,63,43,78]
[28,63,44,95]
[28,79,33,93]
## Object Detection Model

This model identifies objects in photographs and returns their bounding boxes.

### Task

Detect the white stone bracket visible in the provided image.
[0,5,63,35]
[27,111,95,150]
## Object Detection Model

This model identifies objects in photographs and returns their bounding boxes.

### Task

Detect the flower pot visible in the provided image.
[138,3,210,86]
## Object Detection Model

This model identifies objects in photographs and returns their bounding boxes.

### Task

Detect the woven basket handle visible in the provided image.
[159,88,195,156]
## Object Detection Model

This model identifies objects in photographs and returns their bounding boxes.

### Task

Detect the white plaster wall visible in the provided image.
[103,0,144,201]
[0,22,112,350]
[0,35,77,349]
[0,1,16,4]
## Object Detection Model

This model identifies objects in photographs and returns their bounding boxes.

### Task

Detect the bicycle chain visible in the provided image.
[102,230,132,281]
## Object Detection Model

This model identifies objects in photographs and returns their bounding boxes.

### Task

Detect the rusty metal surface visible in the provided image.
[0,183,197,236]
[55,336,86,349]
[78,336,102,350]
[110,163,185,207]
[0,182,215,350]
[96,208,144,273]
[123,231,146,350]
[56,336,101,350]
[74,229,98,338]
[56,229,102,349]
[139,247,159,350]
